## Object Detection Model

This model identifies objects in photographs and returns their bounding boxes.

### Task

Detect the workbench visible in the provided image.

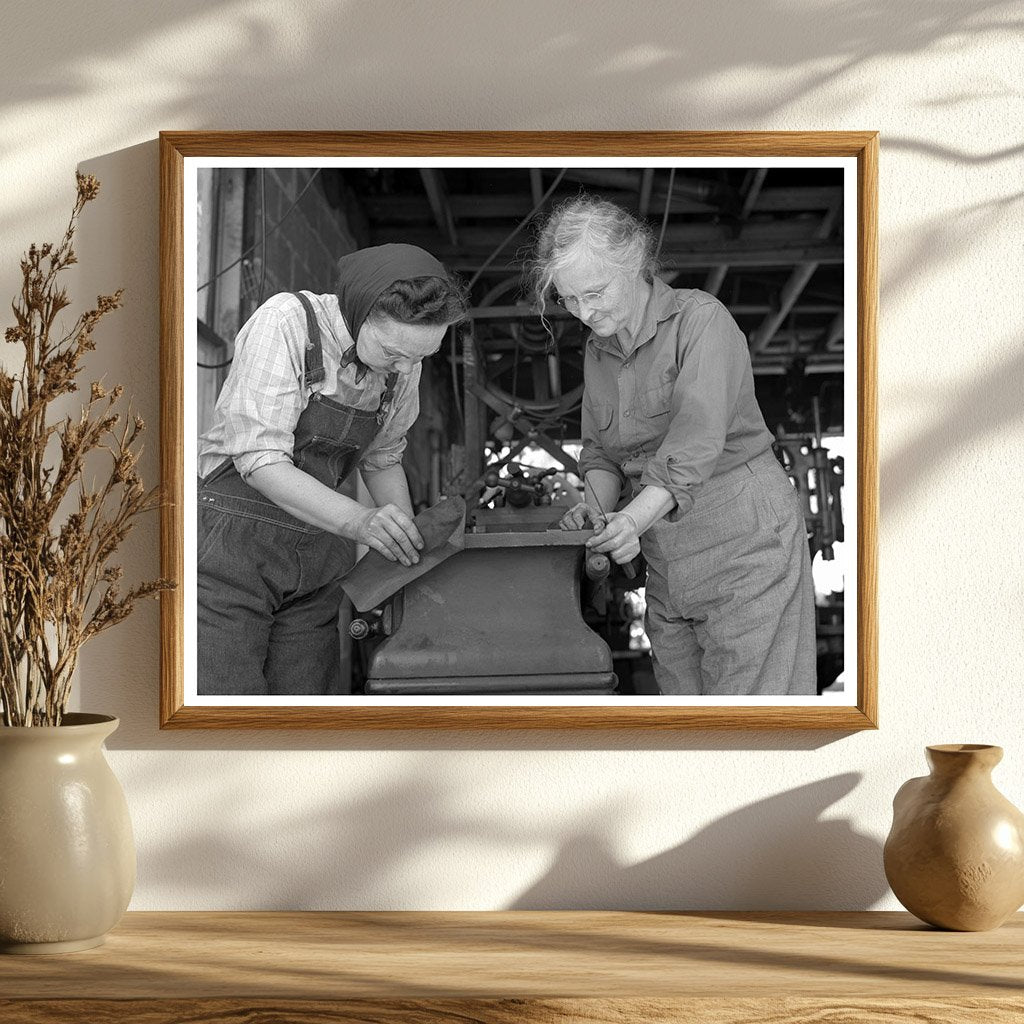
[1,911,1021,1022]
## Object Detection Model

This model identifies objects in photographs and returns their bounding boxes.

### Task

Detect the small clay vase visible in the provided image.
[884,744,1024,930]
[0,714,135,953]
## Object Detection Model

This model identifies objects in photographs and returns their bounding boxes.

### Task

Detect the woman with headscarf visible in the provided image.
[532,197,816,696]
[197,243,468,696]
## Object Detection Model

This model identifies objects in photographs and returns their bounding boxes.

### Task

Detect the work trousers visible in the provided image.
[640,449,817,696]
[197,489,354,696]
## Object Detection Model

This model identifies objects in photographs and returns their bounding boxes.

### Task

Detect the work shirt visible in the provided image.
[578,277,773,518]
[198,291,419,481]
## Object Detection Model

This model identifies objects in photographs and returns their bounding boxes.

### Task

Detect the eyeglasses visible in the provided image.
[553,278,615,313]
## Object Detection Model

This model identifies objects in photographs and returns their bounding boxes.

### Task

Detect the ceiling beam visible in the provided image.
[704,168,769,296]
[748,201,843,353]
[752,361,844,375]
[702,265,728,295]
[747,263,819,354]
[359,185,844,223]
[419,169,458,246]
[823,311,844,351]
[557,167,742,214]
[372,218,836,251]
[468,302,843,321]
[638,169,655,219]
[755,186,841,212]
[444,243,844,273]
[529,168,545,211]
[741,167,769,219]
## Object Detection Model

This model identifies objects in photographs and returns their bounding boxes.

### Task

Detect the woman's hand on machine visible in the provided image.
[557,502,600,531]
[586,511,641,564]
[353,504,424,566]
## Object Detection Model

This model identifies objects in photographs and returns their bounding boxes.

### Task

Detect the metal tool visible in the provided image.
[586,488,640,582]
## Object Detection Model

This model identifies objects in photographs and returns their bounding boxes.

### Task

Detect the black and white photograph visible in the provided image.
[161,134,876,728]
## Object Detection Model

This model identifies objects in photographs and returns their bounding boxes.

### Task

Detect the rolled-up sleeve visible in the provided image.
[218,299,306,480]
[641,302,747,516]
[578,396,627,485]
[359,365,421,473]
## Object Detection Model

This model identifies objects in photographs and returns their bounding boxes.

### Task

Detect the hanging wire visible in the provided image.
[198,169,287,370]
[654,168,677,261]
[195,169,323,294]
[256,169,268,308]
[197,355,234,370]
[510,330,522,419]
[467,168,567,291]
[453,168,569,470]
[449,324,464,428]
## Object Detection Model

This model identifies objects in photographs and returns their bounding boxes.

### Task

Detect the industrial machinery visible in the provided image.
[346,491,617,695]
[775,398,844,564]
[774,397,846,692]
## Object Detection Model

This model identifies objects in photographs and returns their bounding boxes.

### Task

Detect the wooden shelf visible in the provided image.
[1,911,1022,1022]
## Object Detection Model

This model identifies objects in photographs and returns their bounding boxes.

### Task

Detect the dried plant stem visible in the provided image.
[0,173,175,727]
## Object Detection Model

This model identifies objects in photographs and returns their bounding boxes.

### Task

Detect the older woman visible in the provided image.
[197,244,468,696]
[532,197,815,696]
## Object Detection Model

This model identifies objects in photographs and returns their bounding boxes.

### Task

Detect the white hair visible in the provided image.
[528,195,657,314]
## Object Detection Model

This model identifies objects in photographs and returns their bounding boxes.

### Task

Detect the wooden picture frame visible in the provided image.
[160,131,878,730]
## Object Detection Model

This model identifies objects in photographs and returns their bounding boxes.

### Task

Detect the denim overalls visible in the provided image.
[197,293,398,696]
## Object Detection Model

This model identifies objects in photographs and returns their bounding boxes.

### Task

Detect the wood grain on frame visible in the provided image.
[159,135,186,730]
[159,131,879,730]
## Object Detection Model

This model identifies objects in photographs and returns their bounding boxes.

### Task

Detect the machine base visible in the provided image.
[366,672,618,695]
[362,531,616,697]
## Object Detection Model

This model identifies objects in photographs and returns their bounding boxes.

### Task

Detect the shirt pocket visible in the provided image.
[587,402,616,443]
[639,380,674,420]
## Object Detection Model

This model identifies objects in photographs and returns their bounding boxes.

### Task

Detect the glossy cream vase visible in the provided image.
[0,713,135,953]
[884,744,1024,930]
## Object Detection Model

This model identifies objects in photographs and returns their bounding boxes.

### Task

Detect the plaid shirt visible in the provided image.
[198,291,420,481]
[578,277,773,518]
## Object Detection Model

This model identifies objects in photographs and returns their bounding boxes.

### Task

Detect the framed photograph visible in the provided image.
[160,131,877,730]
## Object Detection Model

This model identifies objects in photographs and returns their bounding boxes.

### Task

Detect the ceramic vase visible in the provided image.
[884,744,1024,931]
[0,713,135,953]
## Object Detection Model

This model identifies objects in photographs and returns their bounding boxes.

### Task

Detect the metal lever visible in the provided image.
[585,491,641,582]
[348,605,395,640]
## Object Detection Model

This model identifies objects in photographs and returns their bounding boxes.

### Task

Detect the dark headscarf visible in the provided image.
[335,243,445,342]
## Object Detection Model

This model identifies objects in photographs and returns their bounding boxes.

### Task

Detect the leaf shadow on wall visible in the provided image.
[511,774,887,910]
[2,0,1017,145]
[129,762,886,911]
[883,337,1024,511]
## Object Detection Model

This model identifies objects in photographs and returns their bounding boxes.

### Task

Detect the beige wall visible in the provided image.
[1,1,1021,910]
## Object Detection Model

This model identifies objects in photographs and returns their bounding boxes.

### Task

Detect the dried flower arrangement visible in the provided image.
[0,174,174,726]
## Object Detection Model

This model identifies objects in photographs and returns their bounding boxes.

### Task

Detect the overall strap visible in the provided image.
[293,292,326,388]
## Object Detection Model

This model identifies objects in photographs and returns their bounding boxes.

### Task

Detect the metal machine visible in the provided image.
[346,494,617,695]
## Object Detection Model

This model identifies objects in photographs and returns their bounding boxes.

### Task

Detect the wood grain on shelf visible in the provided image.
[1,911,1021,1023]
